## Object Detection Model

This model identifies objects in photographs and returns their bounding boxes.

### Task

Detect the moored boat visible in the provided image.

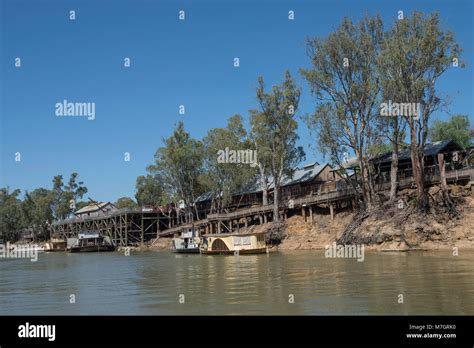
[67,231,115,253]
[200,231,267,255]
[44,235,67,252]
[172,229,200,253]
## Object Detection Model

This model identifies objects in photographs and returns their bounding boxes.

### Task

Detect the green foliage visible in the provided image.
[51,173,88,220]
[148,122,205,217]
[301,15,383,161]
[377,11,463,209]
[75,201,89,211]
[135,175,165,207]
[429,115,471,149]
[251,71,305,219]
[1,173,88,241]
[301,15,384,209]
[115,197,138,209]
[21,188,54,239]
[201,115,256,211]
[367,143,393,156]
[0,188,23,240]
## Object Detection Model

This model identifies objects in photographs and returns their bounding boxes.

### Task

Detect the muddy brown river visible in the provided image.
[1,250,473,315]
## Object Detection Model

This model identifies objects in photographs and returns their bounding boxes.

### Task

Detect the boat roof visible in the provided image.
[78,232,101,239]
[202,231,266,237]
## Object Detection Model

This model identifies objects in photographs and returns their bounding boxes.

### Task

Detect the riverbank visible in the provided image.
[337,184,474,251]
[147,183,474,252]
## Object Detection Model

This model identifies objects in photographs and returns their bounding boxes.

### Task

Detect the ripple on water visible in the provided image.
[1,250,473,314]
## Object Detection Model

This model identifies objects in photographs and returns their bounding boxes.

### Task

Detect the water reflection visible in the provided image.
[0,250,473,315]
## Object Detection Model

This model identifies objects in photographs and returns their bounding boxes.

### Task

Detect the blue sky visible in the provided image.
[1,0,473,202]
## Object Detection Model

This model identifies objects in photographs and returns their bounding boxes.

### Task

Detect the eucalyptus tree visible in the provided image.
[201,115,256,213]
[429,115,471,149]
[301,16,384,212]
[0,188,23,240]
[21,188,54,239]
[135,174,165,207]
[51,173,88,220]
[250,71,305,222]
[249,111,272,206]
[115,197,138,209]
[148,122,204,221]
[378,11,463,210]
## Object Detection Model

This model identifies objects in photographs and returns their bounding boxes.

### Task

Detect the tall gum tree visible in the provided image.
[148,122,204,222]
[378,11,463,211]
[202,115,256,213]
[301,16,383,212]
[250,71,305,223]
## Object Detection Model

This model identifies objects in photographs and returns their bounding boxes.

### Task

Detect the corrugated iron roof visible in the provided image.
[196,162,330,202]
[372,140,461,165]
[75,202,114,214]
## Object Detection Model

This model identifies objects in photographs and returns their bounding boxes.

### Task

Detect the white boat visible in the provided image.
[172,229,200,253]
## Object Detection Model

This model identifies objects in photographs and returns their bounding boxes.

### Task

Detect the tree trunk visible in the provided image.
[410,141,428,211]
[359,159,373,212]
[273,186,279,223]
[389,148,399,201]
[258,164,268,206]
[262,187,268,206]
[437,153,452,206]
[194,205,199,221]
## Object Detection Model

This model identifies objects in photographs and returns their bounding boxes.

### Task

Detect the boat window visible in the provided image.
[233,236,242,245]
[242,236,251,245]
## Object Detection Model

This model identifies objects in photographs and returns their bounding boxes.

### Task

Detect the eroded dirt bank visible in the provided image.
[147,184,473,252]
[278,184,474,251]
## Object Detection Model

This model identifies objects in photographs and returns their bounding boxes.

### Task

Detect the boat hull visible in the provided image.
[44,248,66,252]
[200,247,267,255]
[172,247,200,254]
[68,245,115,253]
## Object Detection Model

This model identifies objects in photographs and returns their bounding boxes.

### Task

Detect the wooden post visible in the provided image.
[114,216,117,246]
[244,218,248,228]
[120,215,124,246]
[218,221,221,233]
[141,213,144,246]
[302,206,306,222]
[259,215,263,224]
[309,206,313,224]
[329,203,334,221]
[229,220,233,233]
[124,213,128,246]
[264,214,267,224]
[437,153,451,204]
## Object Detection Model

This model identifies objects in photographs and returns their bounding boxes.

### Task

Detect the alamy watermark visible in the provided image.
[380,100,420,120]
[0,243,39,262]
[55,99,95,120]
[325,242,364,262]
[217,147,258,167]
[18,322,55,341]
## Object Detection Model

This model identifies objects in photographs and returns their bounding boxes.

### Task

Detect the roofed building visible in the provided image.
[196,162,342,212]
[371,140,468,184]
[74,202,117,218]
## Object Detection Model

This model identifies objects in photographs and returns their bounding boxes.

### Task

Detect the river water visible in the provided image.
[0,250,473,315]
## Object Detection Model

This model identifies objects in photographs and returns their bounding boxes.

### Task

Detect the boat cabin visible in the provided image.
[200,231,267,255]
